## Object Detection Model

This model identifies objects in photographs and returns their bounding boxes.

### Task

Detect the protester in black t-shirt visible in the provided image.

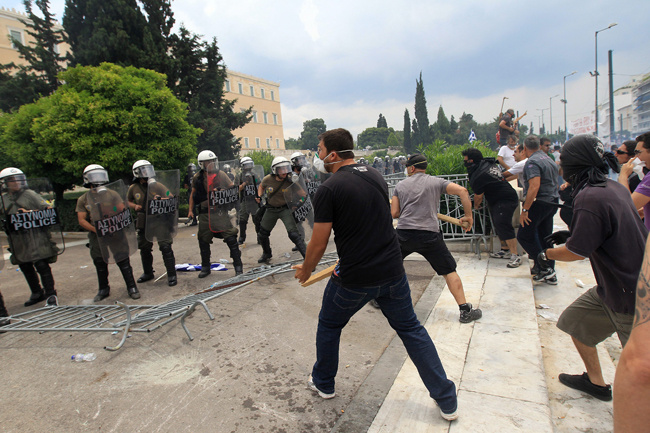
[463,148,521,268]
[293,128,458,421]
[541,134,647,402]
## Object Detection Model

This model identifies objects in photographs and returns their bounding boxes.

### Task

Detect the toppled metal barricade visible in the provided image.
[0,252,339,350]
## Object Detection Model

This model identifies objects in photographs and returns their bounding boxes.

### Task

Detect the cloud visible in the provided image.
[299,0,320,42]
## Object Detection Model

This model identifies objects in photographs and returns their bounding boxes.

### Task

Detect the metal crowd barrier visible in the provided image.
[0,252,339,350]
[384,172,495,258]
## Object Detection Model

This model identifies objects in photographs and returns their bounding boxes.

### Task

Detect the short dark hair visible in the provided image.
[318,128,355,159]
[461,148,483,163]
[507,134,518,143]
[406,154,428,169]
[524,135,540,151]
[622,140,637,155]
[517,144,524,152]
[506,109,514,115]
[637,132,650,150]
[540,137,551,146]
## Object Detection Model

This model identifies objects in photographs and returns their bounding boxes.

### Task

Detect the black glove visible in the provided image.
[537,250,552,269]
[545,230,570,247]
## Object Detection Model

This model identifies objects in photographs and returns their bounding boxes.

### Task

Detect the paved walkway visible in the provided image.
[361,251,619,432]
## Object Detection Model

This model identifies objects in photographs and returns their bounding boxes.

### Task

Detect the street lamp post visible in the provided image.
[562,71,577,142]
[537,108,549,135]
[593,23,617,137]
[550,94,560,137]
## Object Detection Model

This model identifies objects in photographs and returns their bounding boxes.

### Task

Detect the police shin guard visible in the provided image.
[198,241,212,279]
[117,259,140,300]
[20,263,45,307]
[160,244,177,287]
[34,259,57,306]
[225,236,243,275]
[137,249,155,283]
[238,223,247,245]
[93,257,111,302]
[288,231,307,259]
[257,229,272,263]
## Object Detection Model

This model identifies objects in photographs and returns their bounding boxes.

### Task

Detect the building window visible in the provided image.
[276,139,280,148]
[252,111,257,123]
[255,138,260,149]
[273,113,278,125]
[266,138,271,149]
[225,80,231,92]
[244,137,249,148]
[9,30,23,49]
[260,88,265,99]
[263,112,268,124]
[238,83,243,94]
[250,85,254,96]
[270,90,275,101]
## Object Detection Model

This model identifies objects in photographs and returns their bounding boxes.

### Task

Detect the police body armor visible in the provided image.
[1,177,65,264]
[88,180,137,263]
[238,165,264,207]
[208,160,240,233]
[284,174,314,243]
[145,169,180,243]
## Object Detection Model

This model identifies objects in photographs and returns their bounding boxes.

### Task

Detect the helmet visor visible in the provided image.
[3,174,27,191]
[85,169,109,185]
[274,161,291,175]
[134,164,155,179]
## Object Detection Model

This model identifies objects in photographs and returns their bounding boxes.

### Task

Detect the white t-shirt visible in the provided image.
[498,145,516,168]
[508,158,528,186]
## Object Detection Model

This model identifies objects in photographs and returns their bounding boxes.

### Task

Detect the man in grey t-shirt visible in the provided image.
[391,155,482,323]
[518,135,560,283]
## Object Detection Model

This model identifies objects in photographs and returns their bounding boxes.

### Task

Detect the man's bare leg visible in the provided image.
[571,336,606,386]
[443,272,467,305]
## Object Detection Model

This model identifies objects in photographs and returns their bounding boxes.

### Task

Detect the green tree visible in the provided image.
[403,108,413,154]
[0,0,65,112]
[299,118,326,150]
[413,72,430,147]
[0,63,200,200]
[432,105,451,141]
[418,139,497,177]
[450,115,458,134]
[387,131,399,149]
[358,127,392,149]
[284,138,300,150]
[245,150,274,175]
[377,113,387,128]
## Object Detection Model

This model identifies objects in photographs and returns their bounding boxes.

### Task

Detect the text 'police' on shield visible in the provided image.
[8,208,59,231]
[95,209,133,237]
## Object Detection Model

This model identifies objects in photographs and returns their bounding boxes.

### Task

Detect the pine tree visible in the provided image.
[377,113,387,128]
[414,72,430,146]
[403,108,412,153]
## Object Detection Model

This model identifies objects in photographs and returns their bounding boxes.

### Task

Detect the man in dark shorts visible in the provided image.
[462,148,521,268]
[541,134,647,401]
[293,128,459,421]
[391,154,482,323]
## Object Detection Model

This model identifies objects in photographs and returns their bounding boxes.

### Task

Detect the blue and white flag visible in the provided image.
[468,130,477,142]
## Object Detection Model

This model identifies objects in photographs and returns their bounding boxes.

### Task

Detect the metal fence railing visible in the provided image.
[385,172,495,258]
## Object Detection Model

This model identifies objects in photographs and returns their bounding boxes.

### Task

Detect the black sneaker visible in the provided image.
[533,267,556,282]
[558,372,612,401]
[544,275,558,285]
[530,263,540,276]
[45,295,58,307]
[459,304,482,323]
[24,292,46,307]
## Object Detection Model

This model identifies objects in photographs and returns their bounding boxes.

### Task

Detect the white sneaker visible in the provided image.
[308,376,335,399]
[507,255,522,268]
[440,407,459,421]
[489,250,511,259]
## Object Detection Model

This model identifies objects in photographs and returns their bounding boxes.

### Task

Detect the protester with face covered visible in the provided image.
[540,134,647,402]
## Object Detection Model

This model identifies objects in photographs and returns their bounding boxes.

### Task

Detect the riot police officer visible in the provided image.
[183,163,198,226]
[0,168,59,306]
[257,157,307,263]
[237,156,262,245]
[127,160,178,287]
[187,151,243,278]
[76,164,140,301]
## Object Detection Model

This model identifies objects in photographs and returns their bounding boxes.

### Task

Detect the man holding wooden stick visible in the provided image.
[391,154,482,323]
[293,128,459,422]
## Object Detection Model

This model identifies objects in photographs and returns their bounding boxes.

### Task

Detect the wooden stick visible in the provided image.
[437,213,470,229]
[300,264,336,287]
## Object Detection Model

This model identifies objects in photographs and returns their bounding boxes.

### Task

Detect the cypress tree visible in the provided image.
[403,108,412,153]
[414,72,430,146]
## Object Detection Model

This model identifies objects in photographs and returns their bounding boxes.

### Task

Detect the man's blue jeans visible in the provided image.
[311,274,457,413]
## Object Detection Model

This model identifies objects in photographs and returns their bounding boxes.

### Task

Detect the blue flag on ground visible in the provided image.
[468,130,477,142]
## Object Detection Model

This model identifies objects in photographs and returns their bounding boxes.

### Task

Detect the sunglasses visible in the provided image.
[617,150,634,155]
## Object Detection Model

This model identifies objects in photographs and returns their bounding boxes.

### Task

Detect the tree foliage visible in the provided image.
[358,127,394,149]
[403,108,413,154]
[245,150,274,175]
[387,132,399,149]
[0,63,200,199]
[284,138,300,150]
[418,139,497,177]
[413,72,430,147]
[298,118,326,150]
[377,113,387,128]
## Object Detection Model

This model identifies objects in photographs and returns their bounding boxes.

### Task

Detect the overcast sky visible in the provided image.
[4,0,650,139]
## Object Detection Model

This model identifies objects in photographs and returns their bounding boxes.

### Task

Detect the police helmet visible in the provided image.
[132,160,155,179]
[240,156,254,171]
[0,167,27,191]
[197,150,218,170]
[83,164,109,187]
[271,156,291,176]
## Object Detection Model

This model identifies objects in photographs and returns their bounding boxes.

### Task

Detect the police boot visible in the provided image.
[117,259,140,300]
[20,263,46,307]
[160,244,177,287]
[238,223,247,245]
[257,229,273,263]
[93,257,111,302]
[0,291,10,326]
[137,249,155,283]
[34,259,58,306]
[198,241,212,279]
[225,236,244,275]
[288,231,307,259]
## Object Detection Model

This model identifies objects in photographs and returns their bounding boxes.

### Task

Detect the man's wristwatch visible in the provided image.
[539,250,548,262]
[522,208,529,212]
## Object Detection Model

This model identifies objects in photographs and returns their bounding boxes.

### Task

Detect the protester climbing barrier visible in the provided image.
[0,252,339,350]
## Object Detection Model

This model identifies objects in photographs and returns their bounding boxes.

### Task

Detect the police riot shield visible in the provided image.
[284,175,314,244]
[238,165,264,206]
[208,161,239,233]
[0,177,64,264]
[384,160,394,175]
[88,180,137,264]
[144,169,180,243]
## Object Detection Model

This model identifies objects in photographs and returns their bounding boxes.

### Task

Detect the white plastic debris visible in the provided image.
[575,279,585,288]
